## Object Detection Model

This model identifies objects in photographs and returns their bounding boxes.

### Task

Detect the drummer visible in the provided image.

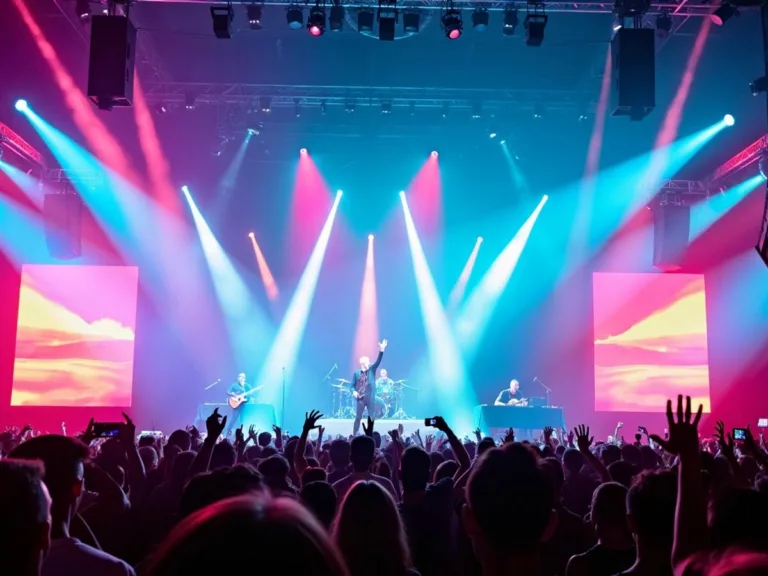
[376,369,394,399]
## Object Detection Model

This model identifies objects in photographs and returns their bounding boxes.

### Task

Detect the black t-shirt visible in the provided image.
[498,389,519,404]
[399,477,456,576]
[578,544,636,576]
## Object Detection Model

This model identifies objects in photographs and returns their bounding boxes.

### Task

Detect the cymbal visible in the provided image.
[336,378,350,384]
[393,379,408,384]
[331,383,347,389]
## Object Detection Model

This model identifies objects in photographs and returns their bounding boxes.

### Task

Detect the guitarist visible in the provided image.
[225,373,253,437]
[351,339,388,435]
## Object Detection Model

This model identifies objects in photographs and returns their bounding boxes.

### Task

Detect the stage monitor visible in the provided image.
[593,272,710,412]
[11,265,139,407]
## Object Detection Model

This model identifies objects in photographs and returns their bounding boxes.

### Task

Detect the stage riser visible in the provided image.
[305,418,424,439]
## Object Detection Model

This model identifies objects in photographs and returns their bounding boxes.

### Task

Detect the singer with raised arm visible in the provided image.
[494,379,528,406]
[351,339,388,435]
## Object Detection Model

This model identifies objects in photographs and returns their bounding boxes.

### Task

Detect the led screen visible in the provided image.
[12,265,139,406]
[593,272,710,412]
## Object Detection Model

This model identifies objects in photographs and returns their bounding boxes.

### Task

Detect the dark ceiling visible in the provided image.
[2,0,767,185]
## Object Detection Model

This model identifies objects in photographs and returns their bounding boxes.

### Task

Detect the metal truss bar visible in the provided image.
[133,0,715,16]
[708,134,768,184]
[142,82,596,108]
[45,168,105,188]
[0,122,46,168]
[657,179,708,194]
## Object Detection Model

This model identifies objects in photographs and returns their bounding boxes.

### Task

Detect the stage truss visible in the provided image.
[130,0,713,17]
[141,81,598,112]
[0,122,46,170]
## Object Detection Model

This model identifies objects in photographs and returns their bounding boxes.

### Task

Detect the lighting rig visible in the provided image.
[440,0,463,39]
[524,0,547,46]
[378,0,398,40]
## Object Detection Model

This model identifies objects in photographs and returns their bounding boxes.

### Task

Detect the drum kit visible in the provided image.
[330,377,419,420]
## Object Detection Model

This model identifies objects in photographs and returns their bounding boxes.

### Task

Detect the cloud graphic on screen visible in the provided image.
[595,286,707,351]
[16,284,135,343]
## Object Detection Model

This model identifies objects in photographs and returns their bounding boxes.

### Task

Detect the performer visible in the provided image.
[225,372,253,436]
[375,369,394,389]
[352,339,388,435]
[494,379,528,406]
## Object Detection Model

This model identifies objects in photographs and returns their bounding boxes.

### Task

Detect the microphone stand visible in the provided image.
[204,379,221,404]
[323,363,337,382]
[534,377,552,407]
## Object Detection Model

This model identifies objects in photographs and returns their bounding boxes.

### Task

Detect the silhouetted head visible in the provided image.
[148,494,348,576]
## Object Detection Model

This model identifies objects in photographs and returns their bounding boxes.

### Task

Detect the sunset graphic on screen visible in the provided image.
[11,265,139,407]
[593,273,711,412]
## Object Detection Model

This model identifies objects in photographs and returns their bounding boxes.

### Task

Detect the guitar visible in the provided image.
[228,385,264,409]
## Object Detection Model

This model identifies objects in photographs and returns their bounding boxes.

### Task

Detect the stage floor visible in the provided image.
[319,418,424,439]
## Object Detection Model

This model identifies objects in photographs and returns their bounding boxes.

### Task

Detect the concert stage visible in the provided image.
[316,418,424,439]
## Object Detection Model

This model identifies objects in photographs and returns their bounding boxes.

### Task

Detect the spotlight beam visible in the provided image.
[401,192,474,433]
[352,234,380,370]
[446,236,483,313]
[454,195,548,364]
[249,234,279,302]
[182,185,273,368]
[257,191,342,418]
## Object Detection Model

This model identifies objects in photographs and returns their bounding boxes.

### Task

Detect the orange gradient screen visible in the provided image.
[593,273,710,412]
[11,265,139,406]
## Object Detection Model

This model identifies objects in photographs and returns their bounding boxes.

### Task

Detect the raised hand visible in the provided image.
[362,416,374,437]
[82,418,96,445]
[543,426,554,441]
[389,428,404,456]
[503,427,515,444]
[379,339,388,351]
[120,412,136,445]
[430,416,450,434]
[743,425,760,455]
[303,410,324,434]
[714,420,734,457]
[206,408,227,440]
[248,425,257,441]
[649,395,703,459]
[235,425,245,446]
[574,424,593,453]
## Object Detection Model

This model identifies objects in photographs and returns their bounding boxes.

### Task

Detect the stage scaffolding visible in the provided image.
[140,82,598,112]
[130,0,713,16]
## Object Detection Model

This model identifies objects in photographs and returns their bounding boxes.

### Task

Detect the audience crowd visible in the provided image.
[1,395,768,575]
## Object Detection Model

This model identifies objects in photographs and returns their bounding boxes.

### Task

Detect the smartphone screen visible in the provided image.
[733,428,748,441]
[424,418,437,427]
[93,422,122,438]
[758,418,768,428]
